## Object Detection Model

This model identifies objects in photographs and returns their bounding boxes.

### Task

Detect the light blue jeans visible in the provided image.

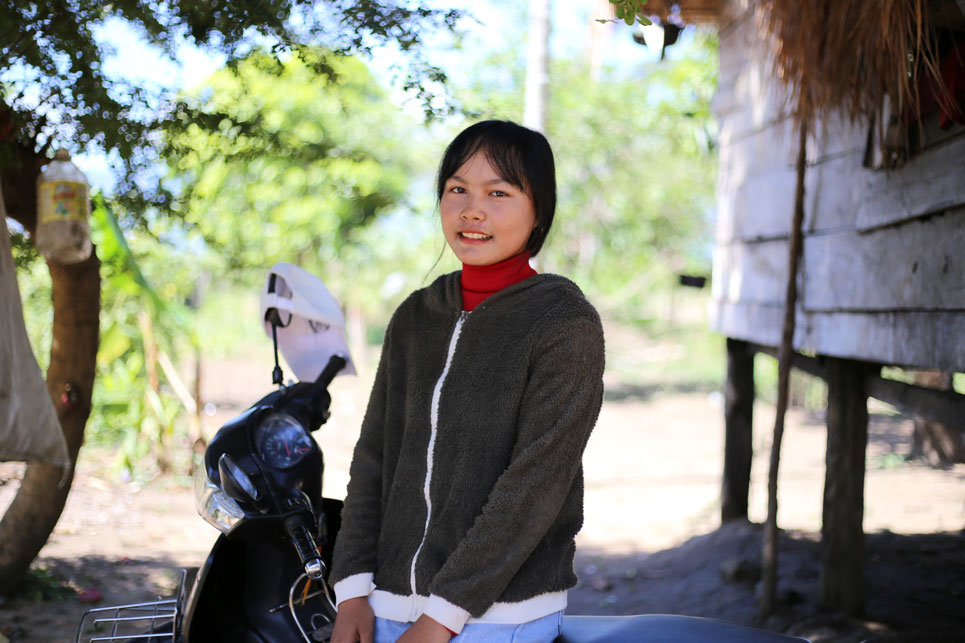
[374,611,563,643]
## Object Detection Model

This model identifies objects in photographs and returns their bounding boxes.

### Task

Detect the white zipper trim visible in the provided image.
[408,311,468,617]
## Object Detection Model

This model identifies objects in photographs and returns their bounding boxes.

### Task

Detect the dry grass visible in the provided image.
[757,0,947,127]
[665,0,952,130]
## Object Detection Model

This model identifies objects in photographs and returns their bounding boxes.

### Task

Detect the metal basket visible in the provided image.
[74,569,192,643]
[74,598,176,642]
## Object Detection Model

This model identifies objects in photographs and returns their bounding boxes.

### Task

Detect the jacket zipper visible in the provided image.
[407,310,469,617]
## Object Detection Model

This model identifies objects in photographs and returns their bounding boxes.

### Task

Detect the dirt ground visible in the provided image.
[1,353,963,642]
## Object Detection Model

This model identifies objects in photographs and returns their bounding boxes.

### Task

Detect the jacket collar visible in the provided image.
[423,271,575,315]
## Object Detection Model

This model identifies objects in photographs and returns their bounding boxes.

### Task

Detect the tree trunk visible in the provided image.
[524,0,551,133]
[722,338,754,522]
[0,250,100,593]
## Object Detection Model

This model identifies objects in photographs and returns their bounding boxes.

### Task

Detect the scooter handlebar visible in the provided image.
[284,514,325,580]
[315,354,347,388]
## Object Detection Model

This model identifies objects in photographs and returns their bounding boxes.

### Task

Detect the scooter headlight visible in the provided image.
[194,464,244,533]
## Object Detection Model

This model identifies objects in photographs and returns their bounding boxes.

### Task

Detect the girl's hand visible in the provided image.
[332,597,375,643]
[395,615,453,643]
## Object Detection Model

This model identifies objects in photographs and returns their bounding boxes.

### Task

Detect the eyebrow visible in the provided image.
[449,174,511,186]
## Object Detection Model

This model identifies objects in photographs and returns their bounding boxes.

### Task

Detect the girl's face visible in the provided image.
[440,152,537,266]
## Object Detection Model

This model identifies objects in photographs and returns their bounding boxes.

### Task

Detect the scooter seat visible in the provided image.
[556,614,809,643]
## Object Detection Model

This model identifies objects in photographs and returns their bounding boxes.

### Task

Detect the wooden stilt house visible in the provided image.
[649,0,965,615]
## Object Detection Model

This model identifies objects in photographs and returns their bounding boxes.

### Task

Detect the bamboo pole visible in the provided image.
[760,114,808,618]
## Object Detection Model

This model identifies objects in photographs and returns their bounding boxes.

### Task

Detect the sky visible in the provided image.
[77,0,665,192]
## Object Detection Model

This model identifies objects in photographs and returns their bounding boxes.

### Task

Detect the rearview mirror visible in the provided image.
[219,454,263,510]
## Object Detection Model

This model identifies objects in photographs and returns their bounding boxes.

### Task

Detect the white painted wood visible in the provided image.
[711,0,965,371]
[716,167,797,242]
[856,136,965,231]
[717,150,871,243]
[714,31,791,140]
[711,238,789,304]
[714,209,965,310]
[718,116,798,186]
[802,209,965,311]
[715,80,790,146]
[811,111,867,162]
[709,300,785,348]
[719,137,963,241]
[727,115,796,166]
[709,301,965,372]
[804,151,868,234]
[712,70,741,119]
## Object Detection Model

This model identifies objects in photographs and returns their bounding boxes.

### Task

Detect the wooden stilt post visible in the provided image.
[821,356,870,615]
[722,338,755,522]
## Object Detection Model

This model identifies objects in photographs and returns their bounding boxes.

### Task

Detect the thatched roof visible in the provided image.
[759,0,952,126]
[662,0,961,127]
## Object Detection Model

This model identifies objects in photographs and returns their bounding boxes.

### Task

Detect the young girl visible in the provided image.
[330,120,605,643]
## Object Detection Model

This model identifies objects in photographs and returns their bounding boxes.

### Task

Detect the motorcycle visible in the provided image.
[75,263,809,643]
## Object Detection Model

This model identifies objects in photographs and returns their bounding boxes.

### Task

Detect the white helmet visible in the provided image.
[258,262,356,382]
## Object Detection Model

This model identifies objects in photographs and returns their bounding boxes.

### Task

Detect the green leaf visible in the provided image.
[98,324,132,365]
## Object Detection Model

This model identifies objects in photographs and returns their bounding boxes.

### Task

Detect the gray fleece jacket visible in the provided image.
[329,271,605,633]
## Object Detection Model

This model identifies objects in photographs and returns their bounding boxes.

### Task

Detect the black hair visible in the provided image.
[436,120,556,256]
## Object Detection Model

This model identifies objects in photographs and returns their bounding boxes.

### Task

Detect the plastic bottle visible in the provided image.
[35,148,92,264]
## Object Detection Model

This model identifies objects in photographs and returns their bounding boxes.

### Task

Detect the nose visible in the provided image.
[461,194,485,221]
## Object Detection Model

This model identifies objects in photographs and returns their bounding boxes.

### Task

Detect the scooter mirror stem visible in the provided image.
[270,323,285,386]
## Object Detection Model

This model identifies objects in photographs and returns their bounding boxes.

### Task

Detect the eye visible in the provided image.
[490,190,508,197]
[448,185,466,194]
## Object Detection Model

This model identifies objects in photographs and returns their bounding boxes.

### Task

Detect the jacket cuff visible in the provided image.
[423,594,472,634]
[333,572,374,606]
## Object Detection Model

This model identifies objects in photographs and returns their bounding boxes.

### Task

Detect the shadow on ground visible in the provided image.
[0,555,184,642]
[3,527,963,642]
[571,522,965,643]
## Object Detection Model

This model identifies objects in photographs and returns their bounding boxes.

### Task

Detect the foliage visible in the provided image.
[8,6,725,474]
[90,198,205,474]
[455,30,719,323]
[164,51,416,296]
[13,245,53,372]
[14,197,205,476]
[14,566,73,602]
[605,0,654,26]
[0,0,461,214]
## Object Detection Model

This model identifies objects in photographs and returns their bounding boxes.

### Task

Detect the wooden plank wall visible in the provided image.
[709,0,965,373]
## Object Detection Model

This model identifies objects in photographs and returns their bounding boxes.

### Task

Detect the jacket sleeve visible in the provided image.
[423,313,605,631]
[329,316,396,602]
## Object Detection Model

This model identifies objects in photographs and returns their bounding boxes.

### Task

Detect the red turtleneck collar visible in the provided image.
[460,251,537,311]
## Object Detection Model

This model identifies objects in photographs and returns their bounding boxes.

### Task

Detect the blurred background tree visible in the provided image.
[2,0,725,595]
[454,28,719,326]
[0,0,460,593]
[165,52,414,287]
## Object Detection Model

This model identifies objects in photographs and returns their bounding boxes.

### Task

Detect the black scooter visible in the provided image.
[75,272,808,643]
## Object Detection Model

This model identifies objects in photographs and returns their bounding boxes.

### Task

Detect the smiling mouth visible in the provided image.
[459,232,492,240]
